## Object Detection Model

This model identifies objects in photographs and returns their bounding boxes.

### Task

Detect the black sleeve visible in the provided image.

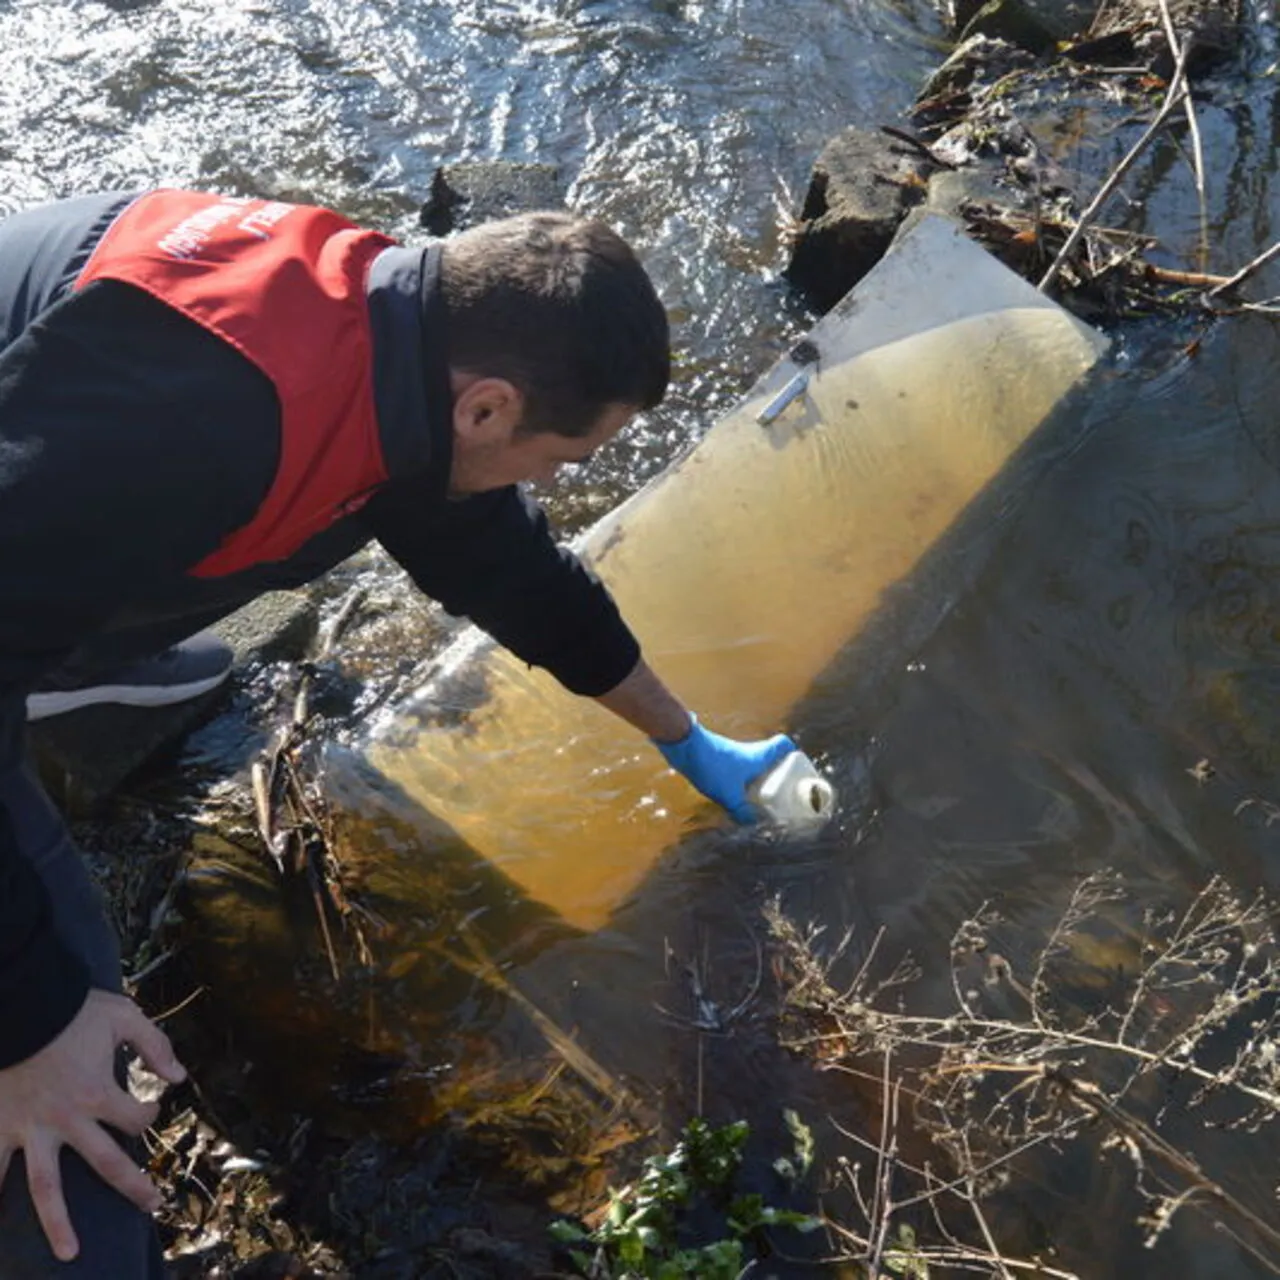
[0,279,281,1066]
[363,482,640,697]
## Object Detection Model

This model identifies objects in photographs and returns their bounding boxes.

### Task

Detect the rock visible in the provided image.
[785,127,937,313]
[921,164,1011,223]
[920,34,1038,103]
[953,0,1096,41]
[419,162,566,235]
[958,0,1062,53]
[214,590,321,665]
[29,591,320,815]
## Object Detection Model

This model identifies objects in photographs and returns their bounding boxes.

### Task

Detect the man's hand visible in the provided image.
[0,989,186,1262]
[593,661,795,822]
[655,715,795,823]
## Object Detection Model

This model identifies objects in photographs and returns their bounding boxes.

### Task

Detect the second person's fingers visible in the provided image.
[100,1088,160,1137]
[24,1137,79,1262]
[68,1118,162,1216]
[112,999,187,1085]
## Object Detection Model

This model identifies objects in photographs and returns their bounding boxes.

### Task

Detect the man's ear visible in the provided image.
[451,375,524,446]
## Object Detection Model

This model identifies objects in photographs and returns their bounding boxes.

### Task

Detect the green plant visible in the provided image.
[550,1117,820,1278]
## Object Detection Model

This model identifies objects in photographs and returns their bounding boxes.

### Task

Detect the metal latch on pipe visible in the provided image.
[756,370,809,426]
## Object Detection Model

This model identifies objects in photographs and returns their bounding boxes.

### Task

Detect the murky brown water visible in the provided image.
[8,0,1280,1273]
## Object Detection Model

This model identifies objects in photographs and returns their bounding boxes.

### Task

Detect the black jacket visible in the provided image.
[0,192,640,1067]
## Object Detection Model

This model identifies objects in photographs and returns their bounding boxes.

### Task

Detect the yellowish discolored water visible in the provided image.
[364,218,1108,930]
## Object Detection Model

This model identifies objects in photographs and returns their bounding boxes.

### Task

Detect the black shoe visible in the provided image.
[26,633,234,721]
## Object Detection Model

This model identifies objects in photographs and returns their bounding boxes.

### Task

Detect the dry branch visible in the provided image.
[768,873,1280,1273]
[1156,0,1208,253]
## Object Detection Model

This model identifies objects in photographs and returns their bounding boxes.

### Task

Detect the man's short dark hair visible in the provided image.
[439,211,671,438]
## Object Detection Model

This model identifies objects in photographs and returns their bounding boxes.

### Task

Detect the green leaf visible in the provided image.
[553,1118,820,1278]
[728,1192,766,1235]
[758,1208,823,1231]
[782,1108,815,1179]
[617,1233,646,1266]
[884,1222,930,1279]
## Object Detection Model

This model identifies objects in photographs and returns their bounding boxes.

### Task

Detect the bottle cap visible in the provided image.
[751,751,836,830]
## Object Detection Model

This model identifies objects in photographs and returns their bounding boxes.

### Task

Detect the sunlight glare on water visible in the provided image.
[0,0,942,476]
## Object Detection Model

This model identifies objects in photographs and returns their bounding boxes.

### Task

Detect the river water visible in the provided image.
[6,0,1280,1275]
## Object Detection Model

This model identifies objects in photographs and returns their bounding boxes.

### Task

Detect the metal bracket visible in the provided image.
[756,370,810,427]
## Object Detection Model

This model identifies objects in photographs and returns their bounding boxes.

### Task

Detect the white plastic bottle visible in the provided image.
[750,751,836,830]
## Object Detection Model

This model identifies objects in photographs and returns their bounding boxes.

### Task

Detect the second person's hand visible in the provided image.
[0,988,186,1262]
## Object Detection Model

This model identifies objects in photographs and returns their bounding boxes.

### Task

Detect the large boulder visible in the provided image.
[784,127,938,313]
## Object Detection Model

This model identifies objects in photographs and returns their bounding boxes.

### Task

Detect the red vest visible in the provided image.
[76,190,394,577]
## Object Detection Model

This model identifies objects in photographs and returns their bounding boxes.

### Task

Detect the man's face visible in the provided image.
[448,375,636,497]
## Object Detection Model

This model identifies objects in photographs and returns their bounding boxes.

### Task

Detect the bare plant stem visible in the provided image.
[1046,1067,1280,1265]
[823,1215,1084,1278]
[1156,0,1207,259]
[795,1009,1280,1111]
[773,874,1280,1276]
[948,1128,1018,1279]
[1207,238,1280,300]
[866,1051,899,1278]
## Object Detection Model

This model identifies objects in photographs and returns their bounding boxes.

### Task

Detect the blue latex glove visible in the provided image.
[654,715,797,823]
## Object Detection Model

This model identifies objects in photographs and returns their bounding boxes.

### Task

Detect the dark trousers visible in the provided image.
[0,767,165,1279]
[0,522,369,1277]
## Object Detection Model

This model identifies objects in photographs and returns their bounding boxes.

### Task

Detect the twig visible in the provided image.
[318,585,368,662]
[1207,238,1280,299]
[1117,876,1218,1047]
[891,1128,1064,1213]
[1144,263,1234,289]
[866,1051,899,1277]
[822,1217,1083,1277]
[1156,0,1207,261]
[965,1170,1015,1280]
[1039,62,1191,292]
[307,854,340,981]
[125,946,178,989]
[434,918,634,1108]
[250,758,286,874]
[879,124,960,170]
[797,1014,1280,1111]
[153,985,208,1023]
[1047,1067,1280,1263]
